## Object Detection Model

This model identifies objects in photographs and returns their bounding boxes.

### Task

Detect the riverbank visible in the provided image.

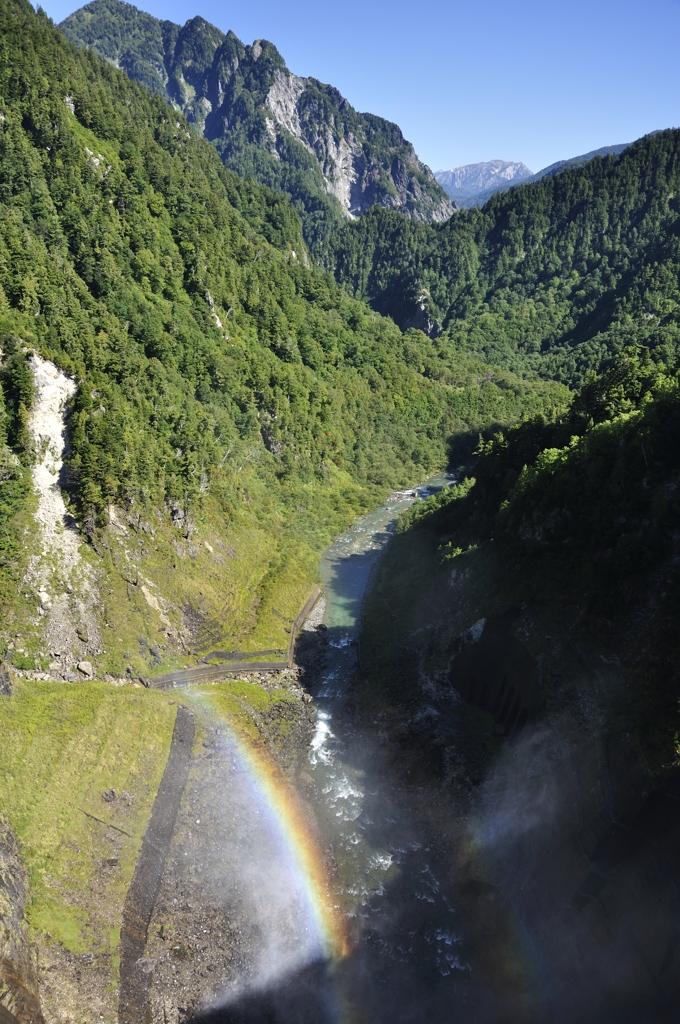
[1,661,319,1023]
[359,492,680,1022]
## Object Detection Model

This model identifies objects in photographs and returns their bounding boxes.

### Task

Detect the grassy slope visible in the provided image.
[1,681,175,969]
[0,671,308,1013]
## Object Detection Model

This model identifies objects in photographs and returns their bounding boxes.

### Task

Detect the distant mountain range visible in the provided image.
[437,145,632,208]
[59,0,454,245]
[435,161,533,203]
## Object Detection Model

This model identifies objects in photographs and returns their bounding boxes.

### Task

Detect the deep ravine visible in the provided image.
[134,485,528,1024]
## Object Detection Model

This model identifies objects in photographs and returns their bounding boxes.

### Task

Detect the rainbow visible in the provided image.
[226,722,349,963]
[185,686,350,971]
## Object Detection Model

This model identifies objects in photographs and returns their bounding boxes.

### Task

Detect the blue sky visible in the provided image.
[39,0,680,174]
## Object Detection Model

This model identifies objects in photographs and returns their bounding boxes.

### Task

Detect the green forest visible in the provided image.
[396,345,680,773]
[324,132,680,385]
[0,0,564,614]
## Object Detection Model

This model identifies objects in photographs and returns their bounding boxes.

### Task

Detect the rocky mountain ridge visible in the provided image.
[59,0,455,244]
[435,160,532,202]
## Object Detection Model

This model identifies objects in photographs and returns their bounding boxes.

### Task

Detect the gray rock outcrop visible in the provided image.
[0,666,11,697]
[0,820,44,1024]
[264,67,454,223]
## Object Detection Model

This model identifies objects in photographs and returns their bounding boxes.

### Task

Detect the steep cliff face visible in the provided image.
[264,68,453,221]
[60,0,454,244]
[0,821,43,1024]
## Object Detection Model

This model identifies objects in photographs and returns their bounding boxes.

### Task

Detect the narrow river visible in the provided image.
[305,485,475,1023]
[149,483,497,1024]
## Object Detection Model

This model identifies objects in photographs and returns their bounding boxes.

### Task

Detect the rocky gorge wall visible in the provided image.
[448,609,544,738]
[471,716,680,1022]
[359,520,680,1021]
[0,819,43,1024]
[455,615,680,1021]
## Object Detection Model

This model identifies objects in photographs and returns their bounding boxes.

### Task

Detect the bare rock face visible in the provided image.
[265,68,454,223]
[60,1,455,240]
[22,355,102,680]
[0,820,44,1024]
[0,665,11,697]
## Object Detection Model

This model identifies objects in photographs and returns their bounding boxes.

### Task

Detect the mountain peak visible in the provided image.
[60,0,454,244]
[435,160,533,202]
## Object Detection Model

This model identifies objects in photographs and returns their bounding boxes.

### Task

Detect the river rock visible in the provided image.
[0,819,44,1023]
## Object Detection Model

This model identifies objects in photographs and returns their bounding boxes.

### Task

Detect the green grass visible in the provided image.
[67,468,380,681]
[192,678,299,745]
[0,668,306,970]
[0,678,177,959]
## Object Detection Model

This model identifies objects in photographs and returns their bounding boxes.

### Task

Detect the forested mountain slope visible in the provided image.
[367,345,680,780]
[462,142,631,208]
[0,0,564,660]
[325,131,680,384]
[2,2,678,1017]
[59,0,454,247]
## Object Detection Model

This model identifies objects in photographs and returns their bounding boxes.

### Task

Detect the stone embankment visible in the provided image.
[118,709,195,1024]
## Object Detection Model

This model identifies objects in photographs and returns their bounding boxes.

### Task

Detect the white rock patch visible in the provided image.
[28,354,79,571]
[141,584,172,629]
[265,68,306,141]
[24,353,102,668]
